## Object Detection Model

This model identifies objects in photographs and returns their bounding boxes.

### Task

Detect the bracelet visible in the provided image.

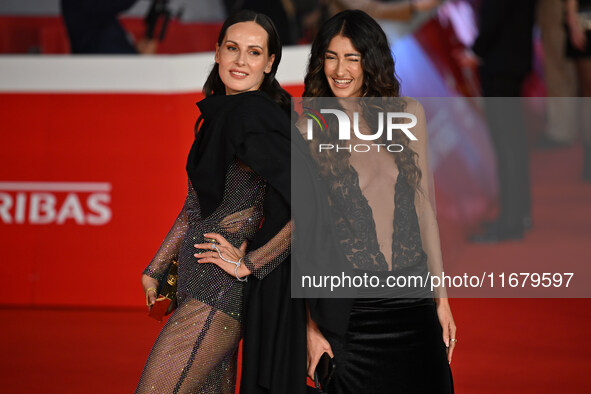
[235,264,248,282]
[211,244,248,282]
[145,287,158,306]
[212,244,241,265]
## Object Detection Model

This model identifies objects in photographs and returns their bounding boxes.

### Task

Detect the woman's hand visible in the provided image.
[194,233,251,279]
[436,298,457,363]
[307,314,334,380]
[141,274,159,309]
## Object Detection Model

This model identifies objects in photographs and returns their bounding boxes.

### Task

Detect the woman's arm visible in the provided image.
[407,99,457,363]
[194,117,293,280]
[227,97,293,280]
[242,219,291,280]
[407,100,445,296]
[142,190,190,305]
[195,186,291,281]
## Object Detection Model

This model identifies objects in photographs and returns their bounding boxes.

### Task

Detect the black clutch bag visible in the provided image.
[312,352,336,393]
[148,258,178,322]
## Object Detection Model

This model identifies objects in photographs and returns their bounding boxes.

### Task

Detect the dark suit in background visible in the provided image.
[61,0,138,54]
[471,0,536,242]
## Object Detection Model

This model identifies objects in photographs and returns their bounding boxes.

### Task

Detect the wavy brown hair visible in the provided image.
[303,10,420,190]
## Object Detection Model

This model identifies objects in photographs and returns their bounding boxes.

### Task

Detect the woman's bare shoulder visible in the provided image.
[401,96,425,116]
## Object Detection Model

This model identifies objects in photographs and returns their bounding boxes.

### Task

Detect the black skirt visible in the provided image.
[323,298,454,394]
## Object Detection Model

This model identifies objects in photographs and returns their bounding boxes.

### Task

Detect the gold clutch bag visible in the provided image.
[148,258,178,322]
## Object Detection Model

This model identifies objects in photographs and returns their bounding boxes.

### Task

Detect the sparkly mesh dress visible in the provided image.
[136,91,291,394]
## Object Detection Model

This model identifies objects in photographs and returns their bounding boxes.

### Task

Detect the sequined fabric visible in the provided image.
[137,159,290,394]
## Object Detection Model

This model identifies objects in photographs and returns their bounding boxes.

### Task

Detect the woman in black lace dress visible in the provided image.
[136,11,293,393]
[302,10,456,393]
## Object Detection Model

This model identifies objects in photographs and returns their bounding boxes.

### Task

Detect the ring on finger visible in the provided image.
[145,287,158,305]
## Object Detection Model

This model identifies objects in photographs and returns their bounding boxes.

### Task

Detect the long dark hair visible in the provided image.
[303,9,400,98]
[303,10,420,191]
[203,10,291,113]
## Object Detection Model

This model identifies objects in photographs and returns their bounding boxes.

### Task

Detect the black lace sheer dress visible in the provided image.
[311,99,454,393]
[322,169,453,394]
[136,92,291,394]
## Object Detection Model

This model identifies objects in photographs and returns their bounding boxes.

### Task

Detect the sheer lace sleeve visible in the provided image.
[142,192,190,282]
[407,98,448,298]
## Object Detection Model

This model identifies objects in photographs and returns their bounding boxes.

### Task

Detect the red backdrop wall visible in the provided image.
[0,86,307,308]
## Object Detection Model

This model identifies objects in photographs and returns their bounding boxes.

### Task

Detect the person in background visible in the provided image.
[462,0,537,243]
[536,0,579,150]
[61,0,157,54]
[223,0,322,45]
[565,0,591,181]
[326,0,439,21]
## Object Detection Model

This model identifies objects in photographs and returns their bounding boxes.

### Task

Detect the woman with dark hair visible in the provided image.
[136,10,294,393]
[302,10,456,393]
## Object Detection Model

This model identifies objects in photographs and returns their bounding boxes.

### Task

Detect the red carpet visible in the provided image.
[448,145,591,393]
[1,146,590,393]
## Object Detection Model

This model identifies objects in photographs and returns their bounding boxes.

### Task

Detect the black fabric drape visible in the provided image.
[472,0,536,78]
[61,0,138,54]
[289,122,354,338]
[188,91,292,219]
